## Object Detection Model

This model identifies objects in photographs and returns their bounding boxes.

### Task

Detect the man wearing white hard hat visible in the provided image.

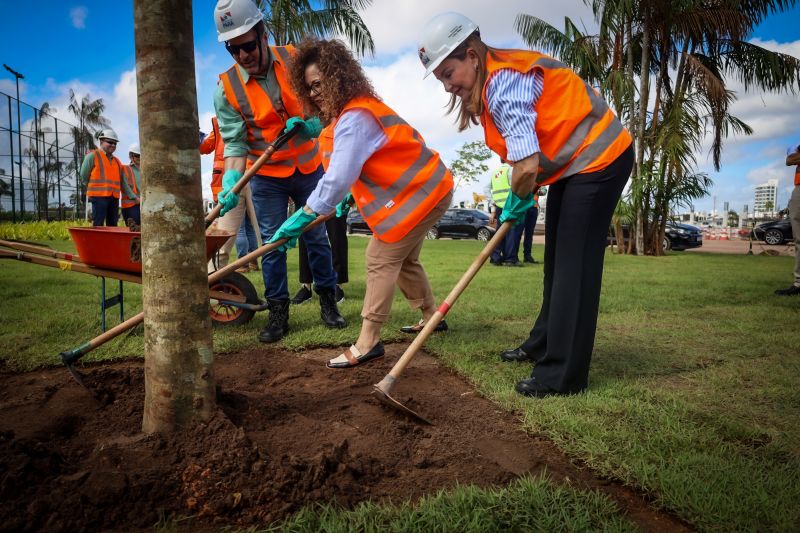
[121,143,142,226]
[211,0,344,343]
[80,129,123,226]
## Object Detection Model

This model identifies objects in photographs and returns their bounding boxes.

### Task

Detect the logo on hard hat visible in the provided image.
[220,11,234,28]
[448,25,463,38]
[418,47,430,67]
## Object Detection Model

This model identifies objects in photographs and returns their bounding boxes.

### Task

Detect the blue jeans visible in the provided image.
[236,212,258,259]
[249,166,337,300]
[90,196,120,227]
[490,206,524,264]
[513,206,538,259]
[121,204,141,226]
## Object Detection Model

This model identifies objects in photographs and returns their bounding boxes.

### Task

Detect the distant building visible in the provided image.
[753,179,778,215]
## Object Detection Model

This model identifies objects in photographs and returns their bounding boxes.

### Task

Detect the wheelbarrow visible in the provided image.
[0,227,264,328]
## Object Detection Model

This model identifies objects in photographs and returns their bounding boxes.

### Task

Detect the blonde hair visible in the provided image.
[444,32,490,132]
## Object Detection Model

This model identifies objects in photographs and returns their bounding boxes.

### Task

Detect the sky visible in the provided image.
[0,0,798,214]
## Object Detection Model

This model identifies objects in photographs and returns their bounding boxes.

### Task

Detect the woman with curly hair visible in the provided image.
[268,37,454,368]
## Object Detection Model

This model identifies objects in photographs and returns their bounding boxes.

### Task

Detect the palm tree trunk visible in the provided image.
[634,22,651,256]
[134,0,215,434]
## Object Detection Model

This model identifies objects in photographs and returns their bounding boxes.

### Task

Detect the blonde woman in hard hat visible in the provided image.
[274,37,454,369]
[80,129,123,226]
[419,12,634,398]
[120,143,142,226]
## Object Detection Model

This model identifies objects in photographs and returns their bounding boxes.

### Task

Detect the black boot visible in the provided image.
[316,286,347,329]
[259,298,290,343]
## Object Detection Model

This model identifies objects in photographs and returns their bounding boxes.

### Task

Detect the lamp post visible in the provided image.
[4,64,24,219]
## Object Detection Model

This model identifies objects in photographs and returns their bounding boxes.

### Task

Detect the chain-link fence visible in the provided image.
[0,90,87,222]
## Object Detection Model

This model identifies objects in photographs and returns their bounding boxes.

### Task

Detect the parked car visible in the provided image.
[608,222,703,251]
[426,209,496,241]
[346,210,372,235]
[751,218,793,245]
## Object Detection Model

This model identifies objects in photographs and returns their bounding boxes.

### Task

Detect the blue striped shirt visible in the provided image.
[485,68,544,162]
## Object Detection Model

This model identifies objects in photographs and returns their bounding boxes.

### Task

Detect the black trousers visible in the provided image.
[520,145,633,393]
[298,215,349,284]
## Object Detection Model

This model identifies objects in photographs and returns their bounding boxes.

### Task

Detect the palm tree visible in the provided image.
[515,0,800,255]
[256,0,374,55]
[134,0,215,434]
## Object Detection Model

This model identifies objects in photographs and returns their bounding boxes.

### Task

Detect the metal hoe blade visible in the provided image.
[372,383,433,425]
[64,363,90,390]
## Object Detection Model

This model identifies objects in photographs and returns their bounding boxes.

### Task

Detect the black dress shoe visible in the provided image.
[775,285,800,296]
[515,377,564,398]
[500,347,534,362]
[502,261,523,267]
[523,256,538,264]
[400,319,448,334]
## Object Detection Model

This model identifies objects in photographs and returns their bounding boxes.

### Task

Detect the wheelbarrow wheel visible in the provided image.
[209,271,259,327]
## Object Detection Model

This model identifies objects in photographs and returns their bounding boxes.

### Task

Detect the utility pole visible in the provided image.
[4,64,24,219]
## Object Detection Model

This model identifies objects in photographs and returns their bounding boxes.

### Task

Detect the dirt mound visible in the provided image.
[0,344,686,531]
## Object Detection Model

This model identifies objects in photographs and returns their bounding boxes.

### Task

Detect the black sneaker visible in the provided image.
[775,285,800,296]
[335,285,345,304]
[291,285,313,305]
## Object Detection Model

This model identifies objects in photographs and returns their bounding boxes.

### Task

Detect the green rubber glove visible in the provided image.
[268,208,318,252]
[218,169,242,216]
[284,116,323,140]
[499,191,535,226]
[336,193,354,218]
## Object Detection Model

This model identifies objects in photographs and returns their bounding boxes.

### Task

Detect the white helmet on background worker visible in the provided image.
[128,143,140,156]
[417,12,479,78]
[98,129,119,143]
[214,0,263,42]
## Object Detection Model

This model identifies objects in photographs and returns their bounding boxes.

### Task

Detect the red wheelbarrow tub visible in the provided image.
[68,226,233,274]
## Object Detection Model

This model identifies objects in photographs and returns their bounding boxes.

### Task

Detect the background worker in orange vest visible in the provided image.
[775,144,800,296]
[120,143,142,225]
[200,117,261,273]
[420,13,634,397]
[80,128,123,227]
[212,0,345,342]
[272,37,454,369]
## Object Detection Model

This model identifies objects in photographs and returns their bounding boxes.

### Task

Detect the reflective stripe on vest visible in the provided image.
[219,46,321,178]
[87,149,121,198]
[120,165,139,208]
[324,97,454,243]
[491,165,511,208]
[480,49,632,185]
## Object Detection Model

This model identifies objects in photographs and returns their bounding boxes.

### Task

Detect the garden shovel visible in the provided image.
[373,221,514,424]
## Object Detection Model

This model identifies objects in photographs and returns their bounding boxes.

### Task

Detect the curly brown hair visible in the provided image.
[289,37,379,124]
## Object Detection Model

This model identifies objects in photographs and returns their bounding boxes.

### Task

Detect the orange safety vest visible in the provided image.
[86,148,122,198]
[219,45,321,178]
[480,49,632,186]
[795,166,799,187]
[318,97,454,243]
[200,117,226,201]
[120,165,139,208]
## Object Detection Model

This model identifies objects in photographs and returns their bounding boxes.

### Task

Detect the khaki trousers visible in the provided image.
[361,192,452,323]
[790,185,800,286]
[208,184,257,272]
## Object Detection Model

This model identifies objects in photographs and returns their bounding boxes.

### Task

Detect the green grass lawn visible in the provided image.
[2,235,799,531]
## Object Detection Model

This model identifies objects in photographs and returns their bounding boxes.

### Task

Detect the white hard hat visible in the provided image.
[418,12,479,78]
[129,143,140,155]
[98,129,119,142]
[214,0,263,43]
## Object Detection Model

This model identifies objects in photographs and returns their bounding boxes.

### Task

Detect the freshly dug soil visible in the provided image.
[0,344,687,531]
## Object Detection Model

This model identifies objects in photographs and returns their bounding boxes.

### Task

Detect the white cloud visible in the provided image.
[359,0,595,57]
[70,6,88,30]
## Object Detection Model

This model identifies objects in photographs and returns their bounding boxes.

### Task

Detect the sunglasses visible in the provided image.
[225,39,259,56]
[104,140,117,146]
